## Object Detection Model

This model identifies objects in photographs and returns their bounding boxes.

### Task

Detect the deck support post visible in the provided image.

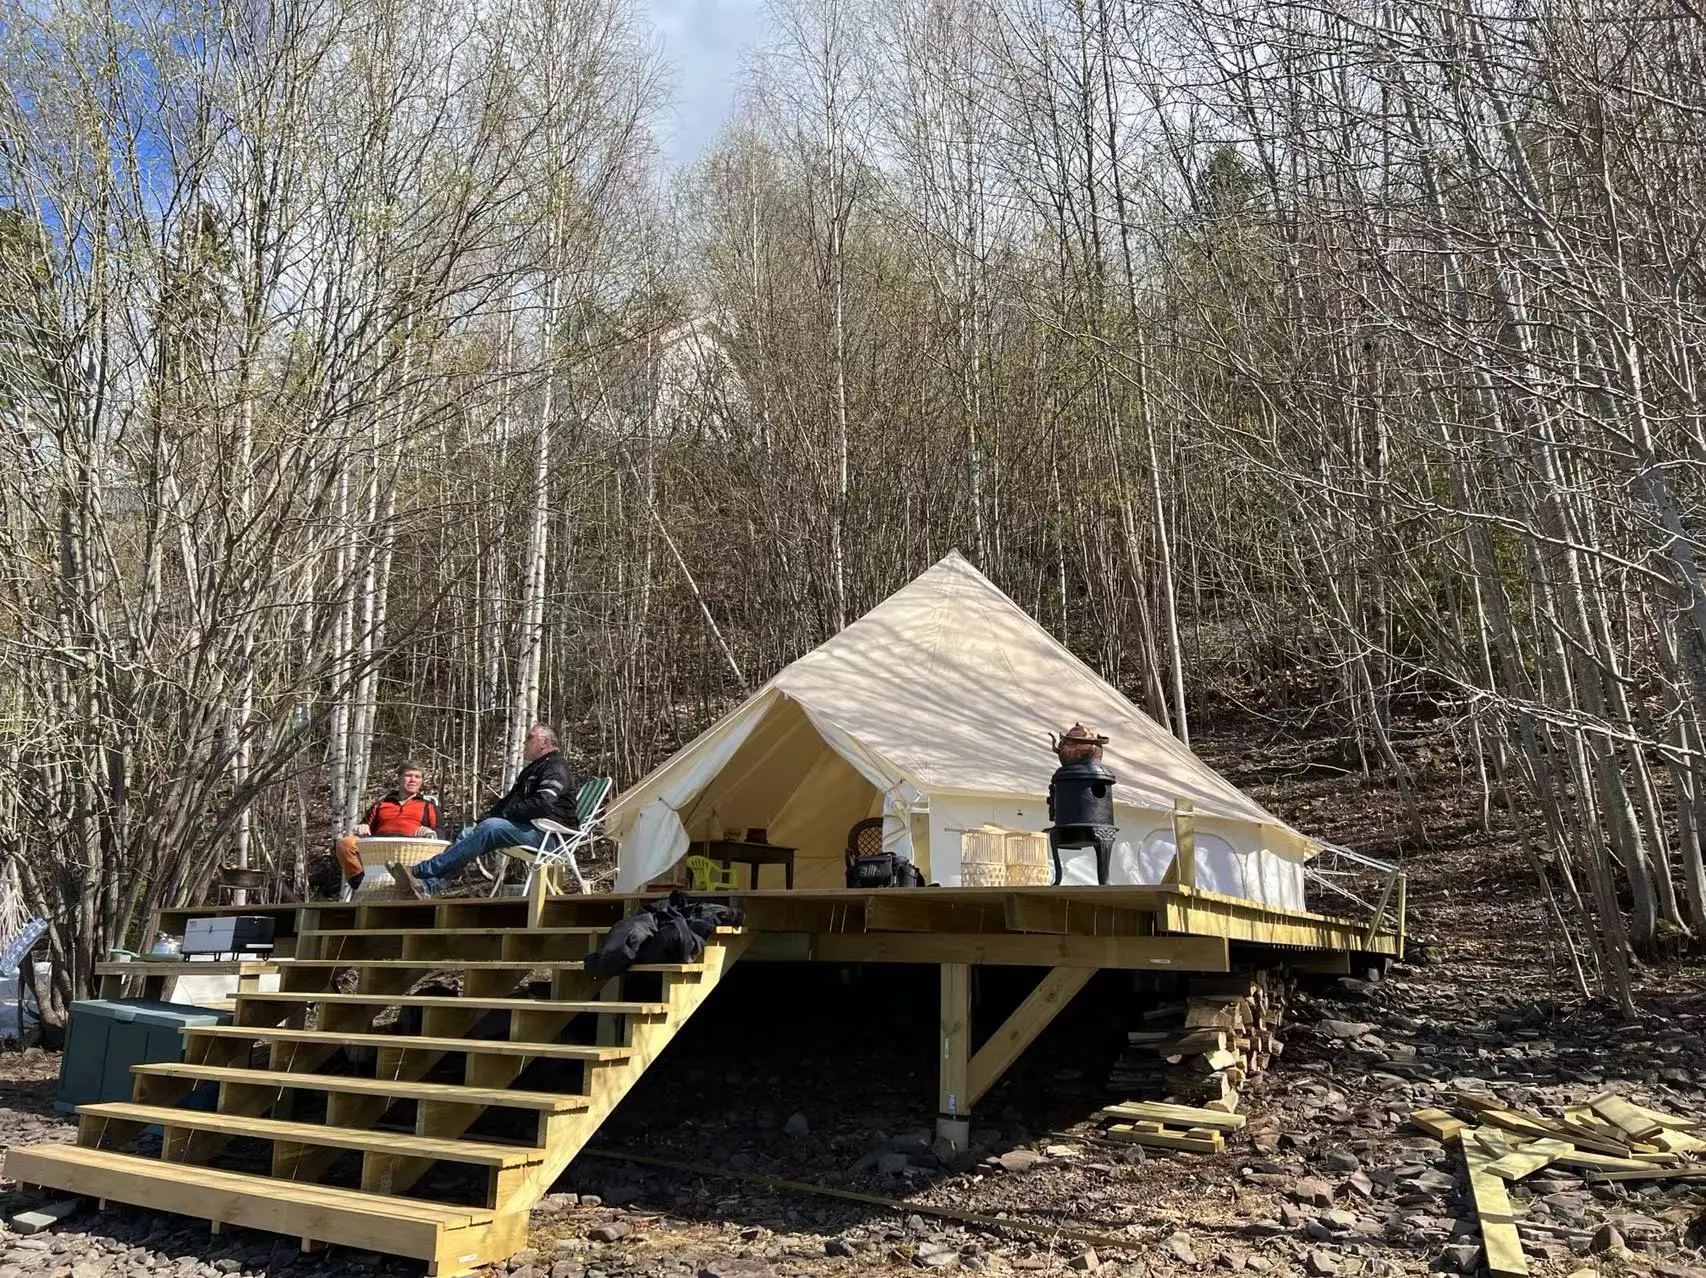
[964,966,1094,1111]
[937,963,971,1153]
[1363,865,1401,948]
[1396,872,1408,951]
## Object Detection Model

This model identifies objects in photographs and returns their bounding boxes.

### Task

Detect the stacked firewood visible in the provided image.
[1108,970,1291,1114]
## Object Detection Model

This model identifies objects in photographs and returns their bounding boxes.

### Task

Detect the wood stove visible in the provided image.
[1046,723,1118,885]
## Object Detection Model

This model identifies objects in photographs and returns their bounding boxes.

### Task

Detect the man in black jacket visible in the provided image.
[390,723,579,898]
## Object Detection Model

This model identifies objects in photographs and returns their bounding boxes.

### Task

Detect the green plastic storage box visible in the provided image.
[55,998,232,1114]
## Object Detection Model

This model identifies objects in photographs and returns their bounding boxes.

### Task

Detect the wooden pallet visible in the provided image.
[8,913,747,1276]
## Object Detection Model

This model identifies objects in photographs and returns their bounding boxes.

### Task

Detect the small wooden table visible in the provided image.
[693,839,797,890]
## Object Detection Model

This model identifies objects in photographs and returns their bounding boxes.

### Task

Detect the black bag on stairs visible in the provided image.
[584,892,743,978]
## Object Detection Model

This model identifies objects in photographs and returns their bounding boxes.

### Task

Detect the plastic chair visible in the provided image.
[685,855,739,891]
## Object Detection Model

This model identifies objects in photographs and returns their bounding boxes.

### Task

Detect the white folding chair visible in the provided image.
[530,817,592,895]
[500,778,614,925]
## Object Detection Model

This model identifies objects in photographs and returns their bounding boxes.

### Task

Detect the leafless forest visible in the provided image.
[2,0,1703,1016]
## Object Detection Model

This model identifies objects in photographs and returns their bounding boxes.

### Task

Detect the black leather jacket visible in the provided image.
[486,751,579,827]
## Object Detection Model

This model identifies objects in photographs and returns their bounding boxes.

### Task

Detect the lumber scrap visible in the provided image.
[1588,1093,1665,1142]
[1649,1128,1706,1156]
[1582,1166,1706,1184]
[1464,1127,1515,1159]
[1102,1123,1223,1154]
[1452,1091,1504,1113]
[1627,1102,1702,1132]
[1558,1106,1629,1146]
[1097,1101,1246,1132]
[1479,1108,1626,1156]
[1410,1108,1468,1143]
[1463,1134,1529,1278]
[1484,1138,1572,1182]
[1552,1149,1664,1173]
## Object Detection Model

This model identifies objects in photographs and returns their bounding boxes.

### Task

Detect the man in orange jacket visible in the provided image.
[335,762,441,891]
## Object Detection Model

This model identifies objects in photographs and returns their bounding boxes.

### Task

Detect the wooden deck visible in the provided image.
[9,884,1398,1273]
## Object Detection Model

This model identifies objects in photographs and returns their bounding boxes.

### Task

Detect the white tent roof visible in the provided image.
[610,553,1319,890]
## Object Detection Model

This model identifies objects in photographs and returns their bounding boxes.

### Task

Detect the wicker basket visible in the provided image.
[958,826,1051,887]
[1004,831,1050,886]
[960,860,1008,887]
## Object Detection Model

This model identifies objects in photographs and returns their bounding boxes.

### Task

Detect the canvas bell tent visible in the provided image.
[609,553,1320,907]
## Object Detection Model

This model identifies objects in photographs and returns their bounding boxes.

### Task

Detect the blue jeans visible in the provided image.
[412,817,543,885]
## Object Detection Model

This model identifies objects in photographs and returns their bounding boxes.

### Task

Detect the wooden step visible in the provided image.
[237,991,669,1017]
[5,1144,516,1275]
[277,959,704,973]
[299,926,742,939]
[79,1102,540,1168]
[184,1024,634,1062]
[131,1063,592,1112]
[300,927,607,939]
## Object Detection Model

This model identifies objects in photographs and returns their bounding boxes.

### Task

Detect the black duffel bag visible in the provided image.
[846,852,925,888]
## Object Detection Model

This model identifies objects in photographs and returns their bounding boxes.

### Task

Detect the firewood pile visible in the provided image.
[1411,1088,1706,1278]
[1109,970,1292,1114]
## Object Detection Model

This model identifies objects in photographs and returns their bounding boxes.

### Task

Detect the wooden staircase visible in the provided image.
[8,907,746,1276]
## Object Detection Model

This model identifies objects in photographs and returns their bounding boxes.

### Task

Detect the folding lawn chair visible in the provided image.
[490,776,615,926]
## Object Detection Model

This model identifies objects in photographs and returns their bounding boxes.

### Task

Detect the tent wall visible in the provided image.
[613,692,780,892]
[677,696,824,844]
[616,694,884,891]
[924,794,1305,909]
[768,747,882,888]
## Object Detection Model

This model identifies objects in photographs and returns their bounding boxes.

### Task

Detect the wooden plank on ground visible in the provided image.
[1099,1101,1246,1132]
[1452,1091,1504,1113]
[1102,1124,1222,1154]
[1465,1127,1514,1159]
[1553,1149,1662,1173]
[1484,1138,1573,1182]
[1410,1108,1468,1143]
[1627,1102,1702,1132]
[1463,1135,1529,1278]
[1588,1093,1665,1142]
[1559,1106,1629,1146]
[1650,1128,1706,1155]
[1479,1108,1626,1155]
[1583,1166,1706,1183]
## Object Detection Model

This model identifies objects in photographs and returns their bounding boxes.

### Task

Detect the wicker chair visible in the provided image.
[845,817,894,888]
[845,817,886,863]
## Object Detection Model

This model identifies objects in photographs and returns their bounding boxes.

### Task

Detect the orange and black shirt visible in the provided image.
[364,791,440,836]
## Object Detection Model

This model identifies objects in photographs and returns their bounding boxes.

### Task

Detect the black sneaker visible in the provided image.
[388,863,429,899]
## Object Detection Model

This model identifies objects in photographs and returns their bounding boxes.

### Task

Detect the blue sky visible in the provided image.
[645,0,764,167]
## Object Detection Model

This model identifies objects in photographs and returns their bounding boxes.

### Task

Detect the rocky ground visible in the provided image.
[2,716,1705,1278]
